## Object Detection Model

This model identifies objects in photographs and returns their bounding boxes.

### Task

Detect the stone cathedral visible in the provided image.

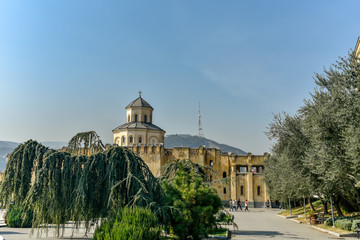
[113,92,269,207]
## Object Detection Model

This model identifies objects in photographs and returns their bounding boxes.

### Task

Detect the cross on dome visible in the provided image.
[138,90,142,97]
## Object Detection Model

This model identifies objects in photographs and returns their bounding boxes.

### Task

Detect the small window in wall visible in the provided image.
[237,166,248,174]
[122,136,125,144]
[209,175,213,182]
[128,115,130,122]
[129,136,133,143]
[223,172,227,178]
[241,186,244,195]
[251,166,264,174]
[210,160,214,167]
[223,187,226,194]
[135,114,138,122]
[139,137,142,143]
[144,115,147,122]
[257,186,261,196]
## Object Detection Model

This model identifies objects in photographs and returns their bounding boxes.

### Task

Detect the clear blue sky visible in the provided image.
[0,1,359,154]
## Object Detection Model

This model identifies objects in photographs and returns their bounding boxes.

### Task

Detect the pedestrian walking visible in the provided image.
[229,199,233,211]
[232,200,237,212]
[245,199,249,211]
[265,200,270,211]
[237,199,242,211]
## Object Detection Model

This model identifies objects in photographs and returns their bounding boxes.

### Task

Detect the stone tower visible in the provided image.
[112,91,165,146]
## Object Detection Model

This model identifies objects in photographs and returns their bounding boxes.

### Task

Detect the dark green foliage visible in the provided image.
[162,161,222,240]
[67,131,105,155]
[0,138,165,235]
[325,216,351,226]
[0,140,49,205]
[265,114,313,202]
[265,50,360,213]
[335,219,353,231]
[93,206,161,240]
[161,159,216,183]
[5,205,33,228]
[215,211,233,224]
[325,217,332,226]
[351,220,360,232]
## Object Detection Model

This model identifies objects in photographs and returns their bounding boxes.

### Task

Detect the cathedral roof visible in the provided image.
[126,97,153,109]
[112,122,165,132]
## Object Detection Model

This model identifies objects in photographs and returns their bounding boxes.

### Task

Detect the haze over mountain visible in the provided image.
[164,134,246,156]
[0,141,67,171]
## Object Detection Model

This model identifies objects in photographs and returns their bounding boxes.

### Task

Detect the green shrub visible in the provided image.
[5,205,33,228]
[325,217,333,226]
[335,219,352,231]
[162,163,222,240]
[351,220,360,232]
[215,211,233,224]
[325,216,351,226]
[93,206,161,240]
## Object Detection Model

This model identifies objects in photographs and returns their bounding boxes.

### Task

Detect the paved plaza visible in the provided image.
[0,223,95,240]
[0,208,357,239]
[230,208,354,240]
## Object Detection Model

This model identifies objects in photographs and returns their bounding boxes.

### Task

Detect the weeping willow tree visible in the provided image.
[67,131,105,155]
[160,159,219,184]
[0,135,165,236]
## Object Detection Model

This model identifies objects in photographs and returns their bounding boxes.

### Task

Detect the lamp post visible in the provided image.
[289,198,292,216]
[303,197,307,221]
[330,195,335,227]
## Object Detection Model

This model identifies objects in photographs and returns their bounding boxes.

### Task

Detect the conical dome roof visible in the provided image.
[126,96,153,109]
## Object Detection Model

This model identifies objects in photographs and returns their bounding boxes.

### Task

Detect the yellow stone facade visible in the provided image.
[113,94,269,207]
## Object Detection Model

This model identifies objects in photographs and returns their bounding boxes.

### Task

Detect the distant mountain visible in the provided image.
[0,141,67,171]
[164,134,247,156]
[0,141,20,171]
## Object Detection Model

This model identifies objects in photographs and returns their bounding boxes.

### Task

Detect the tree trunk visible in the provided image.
[334,197,343,216]
[308,197,315,211]
[321,199,329,215]
[293,199,297,208]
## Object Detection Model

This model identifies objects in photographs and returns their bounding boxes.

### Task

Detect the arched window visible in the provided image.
[223,187,226,194]
[144,115,147,122]
[210,160,214,167]
[223,172,227,178]
[257,186,261,196]
[122,136,125,144]
[241,186,244,195]
[209,175,213,182]
[135,114,138,122]
[139,137,142,143]
[129,136,133,143]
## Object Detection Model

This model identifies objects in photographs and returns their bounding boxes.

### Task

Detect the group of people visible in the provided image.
[229,199,249,212]
[229,199,272,211]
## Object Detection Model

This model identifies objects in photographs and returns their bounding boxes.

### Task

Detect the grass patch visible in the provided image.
[279,200,324,216]
[316,224,354,234]
[279,200,360,234]
[208,228,228,236]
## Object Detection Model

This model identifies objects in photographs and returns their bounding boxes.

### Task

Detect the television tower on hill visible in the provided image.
[198,102,204,138]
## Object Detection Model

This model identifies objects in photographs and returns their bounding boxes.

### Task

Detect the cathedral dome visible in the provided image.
[126,91,153,109]
[113,91,165,146]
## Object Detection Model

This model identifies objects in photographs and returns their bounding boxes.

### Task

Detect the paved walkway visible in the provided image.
[0,208,356,239]
[0,223,95,240]
[230,208,354,240]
